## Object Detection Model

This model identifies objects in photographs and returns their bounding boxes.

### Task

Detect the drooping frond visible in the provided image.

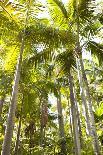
[56,51,76,74]
[52,0,68,19]
[68,0,95,20]
[87,41,103,64]
[24,23,75,48]
[46,0,68,29]
[28,47,55,67]
[78,0,95,19]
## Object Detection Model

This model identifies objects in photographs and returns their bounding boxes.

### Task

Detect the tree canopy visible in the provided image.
[0,0,103,155]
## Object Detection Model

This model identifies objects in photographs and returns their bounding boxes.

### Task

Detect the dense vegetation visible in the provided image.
[0,0,103,154]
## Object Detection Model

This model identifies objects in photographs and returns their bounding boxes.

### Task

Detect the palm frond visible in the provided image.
[78,0,95,19]
[28,47,55,67]
[87,41,103,64]
[67,0,95,20]
[52,0,68,19]
[24,23,75,47]
[46,0,68,29]
[56,50,76,74]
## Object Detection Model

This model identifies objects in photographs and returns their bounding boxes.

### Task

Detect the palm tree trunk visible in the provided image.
[57,88,67,155]
[1,39,24,155]
[14,96,23,155]
[68,71,81,155]
[76,58,91,136]
[14,113,22,155]
[1,5,29,154]
[75,101,83,148]
[40,99,47,147]
[79,58,100,154]
[76,1,100,154]
[73,84,83,147]
[0,97,5,118]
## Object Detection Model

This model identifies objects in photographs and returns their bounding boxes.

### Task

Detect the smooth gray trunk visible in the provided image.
[57,89,67,155]
[76,1,100,153]
[76,58,91,136]
[79,58,100,155]
[75,101,83,148]
[68,72,81,155]
[73,84,83,146]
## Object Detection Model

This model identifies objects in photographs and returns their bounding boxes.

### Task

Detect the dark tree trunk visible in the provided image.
[0,97,5,118]
[40,99,48,147]
[14,97,23,155]
[14,114,22,155]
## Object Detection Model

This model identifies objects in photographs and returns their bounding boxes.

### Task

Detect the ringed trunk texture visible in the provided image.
[57,89,67,155]
[68,72,81,155]
[1,39,24,155]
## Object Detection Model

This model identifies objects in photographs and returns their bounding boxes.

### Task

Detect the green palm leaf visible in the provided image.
[87,41,103,64]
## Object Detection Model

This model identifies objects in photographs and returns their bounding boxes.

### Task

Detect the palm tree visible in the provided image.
[68,72,81,155]
[55,51,81,154]
[46,0,101,154]
[76,58,91,136]
[1,2,29,154]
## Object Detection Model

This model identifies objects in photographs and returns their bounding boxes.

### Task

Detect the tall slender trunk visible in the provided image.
[68,71,81,155]
[1,6,29,155]
[80,58,100,154]
[75,101,83,148]
[73,84,83,147]
[40,99,48,147]
[1,39,24,155]
[14,96,23,155]
[0,97,5,118]
[76,58,91,136]
[14,113,22,155]
[57,88,67,155]
[76,1,100,154]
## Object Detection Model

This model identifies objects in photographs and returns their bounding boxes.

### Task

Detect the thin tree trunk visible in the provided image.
[73,84,83,147]
[76,58,91,136]
[1,39,24,155]
[76,102,83,148]
[76,1,100,154]
[80,58,100,154]
[40,99,47,147]
[14,113,22,155]
[57,88,67,155]
[68,72,81,155]
[0,97,5,118]
[14,96,23,155]
[1,6,29,155]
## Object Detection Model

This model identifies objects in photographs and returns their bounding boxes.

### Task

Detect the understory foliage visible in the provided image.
[0,0,103,155]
